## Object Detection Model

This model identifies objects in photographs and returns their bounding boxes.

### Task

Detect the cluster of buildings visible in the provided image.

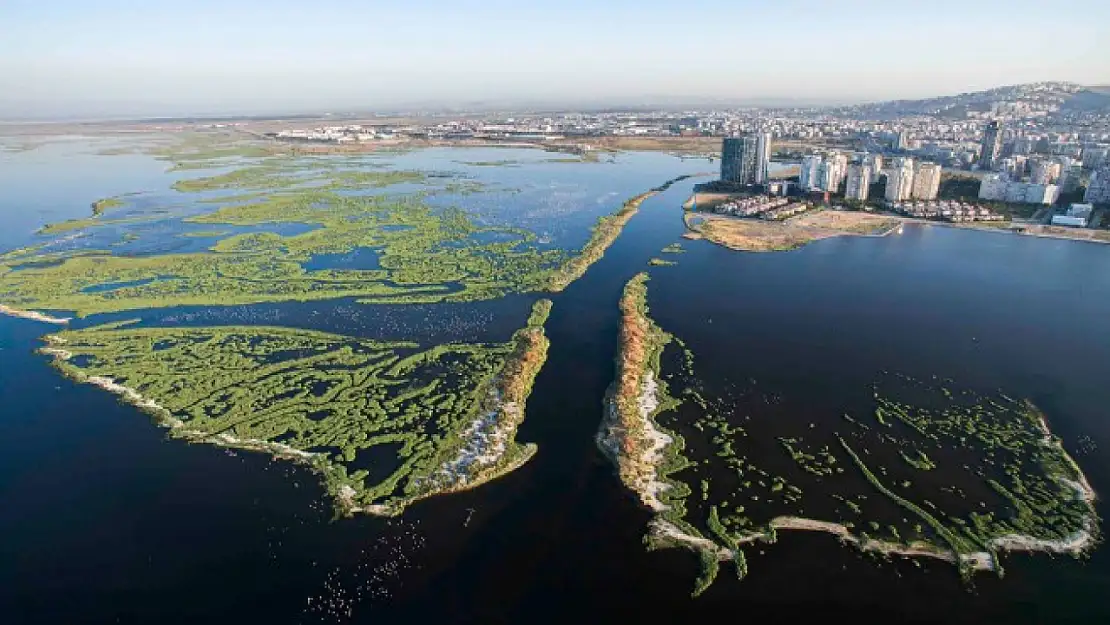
[1051,203,1094,227]
[977,174,1060,205]
[795,152,941,204]
[889,200,1005,222]
[274,125,391,142]
[714,195,803,218]
[763,202,810,220]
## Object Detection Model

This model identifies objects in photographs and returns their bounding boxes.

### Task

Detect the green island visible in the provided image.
[36,194,137,235]
[39,299,552,516]
[598,274,1099,596]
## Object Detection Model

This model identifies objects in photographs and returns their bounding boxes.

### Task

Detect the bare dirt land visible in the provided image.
[789,210,903,234]
[685,210,901,252]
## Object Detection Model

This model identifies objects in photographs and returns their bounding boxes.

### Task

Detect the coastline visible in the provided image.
[0,304,71,325]
[602,279,1100,583]
[683,200,1110,252]
[37,300,555,520]
[369,304,552,516]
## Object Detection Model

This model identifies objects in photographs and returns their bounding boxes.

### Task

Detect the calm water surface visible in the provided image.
[1,140,1108,624]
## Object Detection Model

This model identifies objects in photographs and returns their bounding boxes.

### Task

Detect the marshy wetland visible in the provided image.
[2,131,1109,624]
[601,274,1097,596]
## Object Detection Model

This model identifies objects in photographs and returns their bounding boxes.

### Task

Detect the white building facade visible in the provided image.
[886,158,915,202]
[845,165,872,201]
[912,163,942,200]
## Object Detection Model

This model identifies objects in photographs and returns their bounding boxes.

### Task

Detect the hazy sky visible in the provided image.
[2,0,1108,119]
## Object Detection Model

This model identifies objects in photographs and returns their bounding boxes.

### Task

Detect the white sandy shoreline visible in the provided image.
[0,304,70,325]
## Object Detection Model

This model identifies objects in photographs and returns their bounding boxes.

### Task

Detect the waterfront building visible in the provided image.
[720,137,744,183]
[719,133,768,186]
[800,155,823,191]
[754,132,772,185]
[845,165,872,201]
[820,152,848,192]
[978,174,1059,205]
[912,163,942,201]
[886,157,915,202]
[1052,202,1091,226]
[1085,165,1110,204]
[979,121,1003,170]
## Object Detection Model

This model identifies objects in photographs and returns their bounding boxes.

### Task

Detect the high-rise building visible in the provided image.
[979,121,1003,170]
[1085,165,1110,204]
[845,165,872,201]
[800,155,823,191]
[912,162,942,200]
[979,174,1060,205]
[754,132,772,185]
[885,158,915,202]
[719,133,769,186]
[820,152,848,192]
[720,137,744,183]
[864,153,884,176]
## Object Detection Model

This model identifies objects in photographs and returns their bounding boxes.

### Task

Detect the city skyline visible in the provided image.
[2,0,1109,119]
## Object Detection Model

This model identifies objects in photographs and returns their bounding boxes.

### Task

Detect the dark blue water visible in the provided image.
[300,247,383,272]
[1,143,1108,624]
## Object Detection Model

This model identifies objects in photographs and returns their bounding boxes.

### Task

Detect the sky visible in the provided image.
[1,0,1108,119]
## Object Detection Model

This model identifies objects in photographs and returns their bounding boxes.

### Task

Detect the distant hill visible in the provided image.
[830,82,1110,119]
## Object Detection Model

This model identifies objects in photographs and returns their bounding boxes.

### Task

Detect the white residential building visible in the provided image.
[978,174,1059,205]
[821,152,849,192]
[754,132,772,185]
[912,162,942,200]
[886,158,915,202]
[845,165,872,201]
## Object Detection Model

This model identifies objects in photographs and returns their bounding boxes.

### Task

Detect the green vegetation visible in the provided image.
[599,290,1099,596]
[41,299,554,515]
[33,194,138,235]
[7,155,694,317]
[3,169,567,316]
[661,243,685,254]
[91,196,126,217]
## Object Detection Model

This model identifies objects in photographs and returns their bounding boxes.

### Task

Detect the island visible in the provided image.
[599,274,1099,596]
[40,300,552,516]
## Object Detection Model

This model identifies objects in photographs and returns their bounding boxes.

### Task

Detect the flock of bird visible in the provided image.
[301,518,428,624]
